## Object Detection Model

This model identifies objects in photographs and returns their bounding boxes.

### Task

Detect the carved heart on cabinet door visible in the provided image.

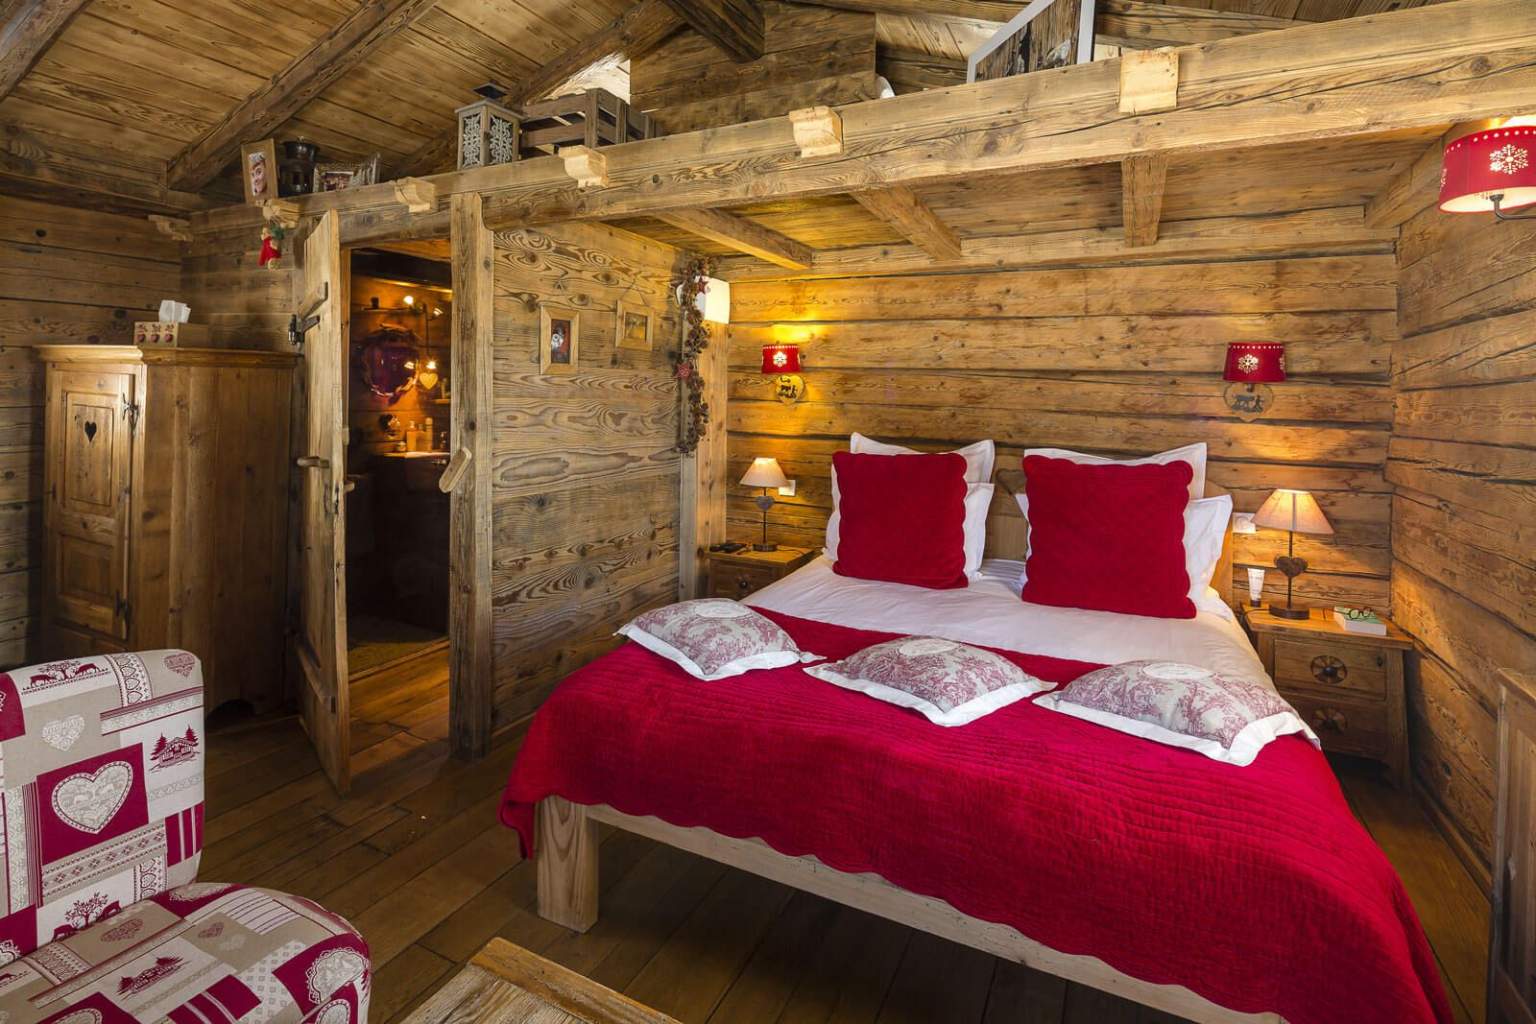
[83,420,97,442]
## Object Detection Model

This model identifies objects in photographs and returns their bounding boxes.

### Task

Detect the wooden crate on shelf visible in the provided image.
[518,88,655,158]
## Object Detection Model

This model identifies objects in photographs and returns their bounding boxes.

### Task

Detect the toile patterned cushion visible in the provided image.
[1035,660,1319,765]
[617,599,818,680]
[0,882,370,1024]
[806,637,1049,726]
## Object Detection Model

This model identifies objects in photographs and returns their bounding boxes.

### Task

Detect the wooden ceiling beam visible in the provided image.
[436,0,1536,231]
[851,186,963,260]
[659,0,764,61]
[1121,153,1168,247]
[0,0,90,101]
[166,0,442,191]
[1364,119,1499,229]
[707,207,1394,282]
[1096,0,1308,48]
[394,0,683,178]
[653,208,813,269]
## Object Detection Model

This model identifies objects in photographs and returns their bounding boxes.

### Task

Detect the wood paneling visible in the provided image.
[181,206,295,350]
[723,253,1395,608]
[630,1,880,136]
[489,222,686,729]
[1390,205,1536,882]
[0,198,180,667]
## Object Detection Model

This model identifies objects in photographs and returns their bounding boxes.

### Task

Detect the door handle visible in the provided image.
[437,447,472,494]
[296,456,330,469]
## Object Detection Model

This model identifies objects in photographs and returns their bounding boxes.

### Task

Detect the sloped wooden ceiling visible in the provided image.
[0,0,1452,218]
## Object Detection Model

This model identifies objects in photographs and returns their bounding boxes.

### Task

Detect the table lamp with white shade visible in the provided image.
[1253,488,1333,620]
[740,457,788,551]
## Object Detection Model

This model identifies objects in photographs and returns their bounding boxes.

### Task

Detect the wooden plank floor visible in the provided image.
[205,652,1489,1024]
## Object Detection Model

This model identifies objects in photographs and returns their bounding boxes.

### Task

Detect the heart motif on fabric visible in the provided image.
[1273,555,1308,578]
[52,762,132,834]
[41,715,85,751]
[163,652,196,678]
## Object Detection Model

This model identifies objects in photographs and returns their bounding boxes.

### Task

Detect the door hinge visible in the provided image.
[122,396,140,434]
[115,593,131,628]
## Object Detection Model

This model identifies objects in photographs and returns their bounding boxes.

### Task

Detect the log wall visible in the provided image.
[722,253,1399,610]
[0,198,182,667]
[1389,207,1536,882]
[489,222,687,730]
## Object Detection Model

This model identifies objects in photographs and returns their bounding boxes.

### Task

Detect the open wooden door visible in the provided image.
[294,210,351,792]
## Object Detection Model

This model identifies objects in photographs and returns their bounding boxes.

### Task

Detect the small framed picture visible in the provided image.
[615,302,652,351]
[241,139,278,204]
[315,163,357,192]
[540,305,580,374]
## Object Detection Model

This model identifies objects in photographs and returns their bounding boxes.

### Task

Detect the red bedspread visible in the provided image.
[500,610,1451,1024]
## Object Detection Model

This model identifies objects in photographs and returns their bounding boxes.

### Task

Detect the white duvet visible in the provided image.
[745,556,1270,688]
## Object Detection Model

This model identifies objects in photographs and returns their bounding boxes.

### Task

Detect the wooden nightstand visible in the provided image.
[1242,603,1413,787]
[705,546,816,600]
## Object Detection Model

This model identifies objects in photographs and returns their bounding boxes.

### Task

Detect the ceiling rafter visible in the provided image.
[659,0,764,61]
[166,0,443,191]
[395,0,685,179]
[851,187,963,260]
[653,208,813,269]
[0,0,90,102]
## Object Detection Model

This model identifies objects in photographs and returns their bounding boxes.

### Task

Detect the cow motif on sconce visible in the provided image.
[762,344,806,404]
[1222,342,1284,422]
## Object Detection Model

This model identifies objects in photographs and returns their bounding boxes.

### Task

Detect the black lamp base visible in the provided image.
[1269,604,1310,620]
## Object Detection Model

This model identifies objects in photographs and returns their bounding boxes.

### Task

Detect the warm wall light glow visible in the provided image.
[403,294,416,307]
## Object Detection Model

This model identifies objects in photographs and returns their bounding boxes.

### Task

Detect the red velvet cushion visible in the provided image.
[832,451,969,589]
[1020,455,1195,618]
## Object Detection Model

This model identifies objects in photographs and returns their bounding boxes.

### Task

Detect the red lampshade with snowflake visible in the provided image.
[1440,124,1536,214]
[1224,342,1286,383]
[761,344,801,374]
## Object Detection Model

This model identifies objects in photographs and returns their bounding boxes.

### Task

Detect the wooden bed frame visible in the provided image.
[534,481,1271,1023]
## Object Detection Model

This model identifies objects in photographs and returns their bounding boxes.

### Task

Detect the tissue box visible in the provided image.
[134,322,209,347]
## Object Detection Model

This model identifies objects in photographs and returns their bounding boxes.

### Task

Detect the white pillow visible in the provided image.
[1036,660,1317,765]
[827,435,997,577]
[807,636,1049,726]
[851,432,995,482]
[617,599,818,680]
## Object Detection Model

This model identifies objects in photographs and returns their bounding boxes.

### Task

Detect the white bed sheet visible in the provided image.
[744,556,1270,687]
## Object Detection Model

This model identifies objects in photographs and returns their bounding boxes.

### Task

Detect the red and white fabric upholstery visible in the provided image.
[0,651,370,1023]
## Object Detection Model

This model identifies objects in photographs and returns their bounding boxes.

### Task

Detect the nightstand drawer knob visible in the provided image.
[1311,707,1348,733]
[1311,655,1348,685]
[735,575,753,593]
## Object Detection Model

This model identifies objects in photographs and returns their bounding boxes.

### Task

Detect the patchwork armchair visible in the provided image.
[0,650,370,1023]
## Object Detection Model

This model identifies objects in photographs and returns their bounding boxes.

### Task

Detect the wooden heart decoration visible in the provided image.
[83,420,97,442]
[1274,555,1308,579]
[51,761,132,834]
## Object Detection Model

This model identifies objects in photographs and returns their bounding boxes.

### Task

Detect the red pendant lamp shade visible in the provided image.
[761,344,801,374]
[1223,342,1286,383]
[1440,125,1536,214]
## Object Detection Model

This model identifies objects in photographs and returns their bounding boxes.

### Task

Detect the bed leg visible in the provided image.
[536,796,599,932]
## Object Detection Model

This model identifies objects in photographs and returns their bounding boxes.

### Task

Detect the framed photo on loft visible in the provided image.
[241,139,278,204]
[615,302,653,351]
[540,305,580,374]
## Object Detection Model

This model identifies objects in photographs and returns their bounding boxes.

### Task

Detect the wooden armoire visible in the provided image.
[38,346,297,712]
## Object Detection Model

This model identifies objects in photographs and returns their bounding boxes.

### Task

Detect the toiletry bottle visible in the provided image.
[423,417,434,452]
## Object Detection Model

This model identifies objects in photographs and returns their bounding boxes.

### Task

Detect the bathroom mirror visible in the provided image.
[357,326,421,402]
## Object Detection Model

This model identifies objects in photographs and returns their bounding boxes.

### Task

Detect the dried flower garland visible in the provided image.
[675,257,715,454]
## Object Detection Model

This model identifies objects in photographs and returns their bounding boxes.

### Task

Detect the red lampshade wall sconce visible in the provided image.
[1440,123,1536,222]
[1222,341,1285,420]
[761,344,806,403]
